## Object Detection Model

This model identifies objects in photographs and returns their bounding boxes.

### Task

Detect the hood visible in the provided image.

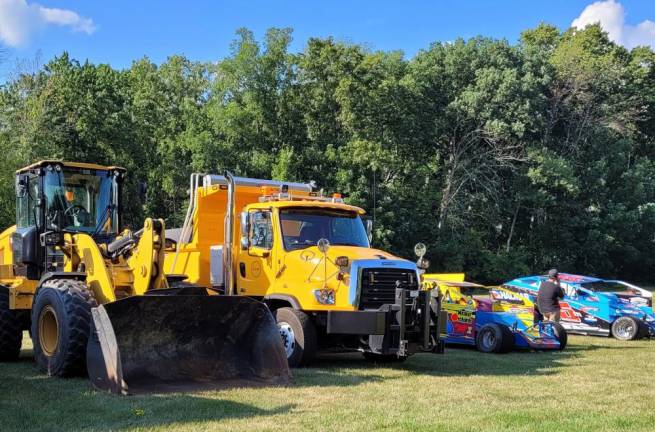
[279,245,414,296]
[283,245,401,268]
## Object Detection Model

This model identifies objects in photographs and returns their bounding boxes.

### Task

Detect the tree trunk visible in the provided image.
[506,204,520,253]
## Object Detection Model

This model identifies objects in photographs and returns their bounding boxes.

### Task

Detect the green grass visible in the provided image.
[1,334,654,432]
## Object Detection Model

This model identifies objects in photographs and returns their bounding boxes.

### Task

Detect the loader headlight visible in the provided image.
[314,289,335,305]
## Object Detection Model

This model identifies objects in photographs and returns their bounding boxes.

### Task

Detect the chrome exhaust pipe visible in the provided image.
[224,171,235,296]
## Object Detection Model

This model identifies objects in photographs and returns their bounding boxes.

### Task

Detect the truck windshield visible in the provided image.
[44,169,118,234]
[279,208,369,251]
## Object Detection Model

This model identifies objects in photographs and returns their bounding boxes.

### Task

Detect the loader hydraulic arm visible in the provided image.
[126,218,168,295]
[65,218,168,304]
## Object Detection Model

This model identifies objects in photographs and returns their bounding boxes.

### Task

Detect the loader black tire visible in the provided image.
[31,279,97,377]
[274,307,317,368]
[0,286,22,361]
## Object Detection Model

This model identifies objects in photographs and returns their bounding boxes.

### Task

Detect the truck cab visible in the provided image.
[165,173,444,366]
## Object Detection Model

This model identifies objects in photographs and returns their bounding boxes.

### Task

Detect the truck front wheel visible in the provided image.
[274,307,317,367]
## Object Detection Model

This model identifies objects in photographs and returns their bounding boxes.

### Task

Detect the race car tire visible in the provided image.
[475,323,513,353]
[611,316,641,341]
[548,321,567,350]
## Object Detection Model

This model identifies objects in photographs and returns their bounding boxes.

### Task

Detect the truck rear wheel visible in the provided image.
[611,316,642,341]
[475,323,513,353]
[274,307,317,367]
[31,279,97,377]
[0,286,22,361]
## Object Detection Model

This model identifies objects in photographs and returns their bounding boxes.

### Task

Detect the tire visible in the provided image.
[362,352,408,363]
[0,286,22,361]
[475,323,513,353]
[274,307,317,367]
[611,316,641,341]
[547,321,568,351]
[31,279,97,377]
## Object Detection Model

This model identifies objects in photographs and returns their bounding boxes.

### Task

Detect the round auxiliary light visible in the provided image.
[335,256,349,267]
[414,242,427,258]
[317,238,330,253]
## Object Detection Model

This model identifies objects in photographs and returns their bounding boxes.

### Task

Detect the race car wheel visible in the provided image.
[475,323,513,353]
[545,321,567,350]
[611,316,642,341]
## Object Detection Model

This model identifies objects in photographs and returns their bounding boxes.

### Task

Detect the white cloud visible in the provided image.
[572,0,655,49]
[0,0,95,47]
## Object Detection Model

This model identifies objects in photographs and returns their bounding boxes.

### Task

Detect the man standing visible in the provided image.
[537,269,565,322]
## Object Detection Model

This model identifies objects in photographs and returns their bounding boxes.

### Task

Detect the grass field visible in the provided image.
[1,333,653,432]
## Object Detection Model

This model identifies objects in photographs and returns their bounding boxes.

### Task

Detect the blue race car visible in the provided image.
[503,274,655,341]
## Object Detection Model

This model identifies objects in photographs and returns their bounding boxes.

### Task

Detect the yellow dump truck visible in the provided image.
[0,161,288,394]
[166,173,445,366]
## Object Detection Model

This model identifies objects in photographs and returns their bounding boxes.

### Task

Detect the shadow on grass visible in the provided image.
[0,348,294,432]
[293,342,591,383]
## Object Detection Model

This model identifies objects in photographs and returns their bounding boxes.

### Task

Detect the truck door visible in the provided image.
[237,210,275,296]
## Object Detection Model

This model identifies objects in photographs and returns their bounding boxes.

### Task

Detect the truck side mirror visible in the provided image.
[240,211,249,250]
[366,219,373,243]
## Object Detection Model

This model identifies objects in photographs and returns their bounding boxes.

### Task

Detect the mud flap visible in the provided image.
[87,295,290,394]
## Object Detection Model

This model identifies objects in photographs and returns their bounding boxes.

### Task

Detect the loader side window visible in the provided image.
[250,211,273,249]
[17,176,39,228]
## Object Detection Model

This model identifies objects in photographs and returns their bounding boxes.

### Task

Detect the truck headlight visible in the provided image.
[314,289,335,305]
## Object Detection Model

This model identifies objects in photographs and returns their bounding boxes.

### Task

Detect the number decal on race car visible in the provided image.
[559,302,581,323]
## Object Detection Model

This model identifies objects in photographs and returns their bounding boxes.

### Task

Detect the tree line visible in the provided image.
[1,24,654,283]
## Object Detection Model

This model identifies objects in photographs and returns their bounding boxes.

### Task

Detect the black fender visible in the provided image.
[263,294,301,310]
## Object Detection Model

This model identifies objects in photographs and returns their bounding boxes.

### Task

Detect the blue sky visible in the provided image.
[0,0,654,75]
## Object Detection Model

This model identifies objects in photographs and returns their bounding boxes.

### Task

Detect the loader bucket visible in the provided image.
[86,294,290,394]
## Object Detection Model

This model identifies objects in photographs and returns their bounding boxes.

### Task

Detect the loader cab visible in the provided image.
[13,161,124,279]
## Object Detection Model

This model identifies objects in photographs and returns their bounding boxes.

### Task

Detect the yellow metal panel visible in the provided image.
[71,233,116,304]
[423,273,466,283]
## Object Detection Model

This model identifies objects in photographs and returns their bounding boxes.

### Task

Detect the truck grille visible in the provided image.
[359,268,418,310]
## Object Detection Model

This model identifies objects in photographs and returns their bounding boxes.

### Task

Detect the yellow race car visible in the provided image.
[423,274,567,353]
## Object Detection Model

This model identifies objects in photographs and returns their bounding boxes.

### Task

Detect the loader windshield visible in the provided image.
[280,208,369,251]
[44,168,119,234]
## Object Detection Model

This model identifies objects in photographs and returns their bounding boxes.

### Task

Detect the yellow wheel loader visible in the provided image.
[0,161,289,394]
[166,172,445,367]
